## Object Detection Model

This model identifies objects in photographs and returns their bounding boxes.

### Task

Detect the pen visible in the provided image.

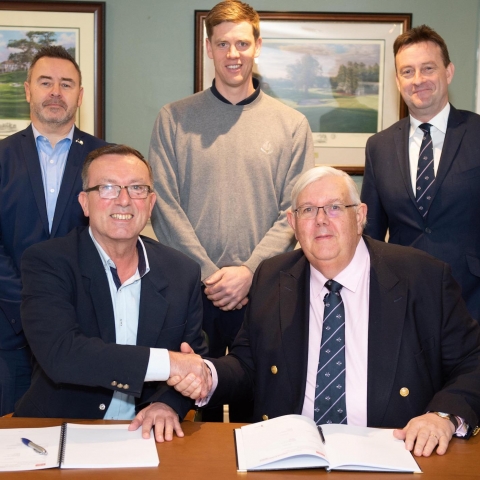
[317,426,326,444]
[21,438,48,455]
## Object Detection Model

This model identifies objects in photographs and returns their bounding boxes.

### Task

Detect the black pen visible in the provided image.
[317,425,326,444]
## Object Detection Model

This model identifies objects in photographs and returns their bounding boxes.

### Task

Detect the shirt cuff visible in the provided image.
[145,348,170,381]
[454,416,468,437]
[195,359,217,407]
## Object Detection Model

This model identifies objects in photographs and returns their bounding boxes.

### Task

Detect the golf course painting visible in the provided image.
[0,28,77,136]
[254,39,384,148]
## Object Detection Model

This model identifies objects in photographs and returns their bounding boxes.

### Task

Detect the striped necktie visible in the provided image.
[415,123,435,217]
[314,280,347,425]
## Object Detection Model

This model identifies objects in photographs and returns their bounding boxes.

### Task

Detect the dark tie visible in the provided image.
[314,280,347,425]
[415,123,435,217]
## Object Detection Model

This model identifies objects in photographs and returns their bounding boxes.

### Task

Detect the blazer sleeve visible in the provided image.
[361,136,389,241]
[425,262,480,433]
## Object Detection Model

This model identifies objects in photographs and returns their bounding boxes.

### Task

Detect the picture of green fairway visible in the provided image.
[256,40,382,135]
[0,70,29,119]
[0,28,76,123]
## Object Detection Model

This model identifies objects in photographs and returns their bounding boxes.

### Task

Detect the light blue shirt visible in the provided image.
[88,229,170,420]
[32,124,74,232]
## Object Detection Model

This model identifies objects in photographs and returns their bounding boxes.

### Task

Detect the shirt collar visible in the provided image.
[310,237,369,298]
[409,102,450,138]
[88,227,150,278]
[32,123,75,144]
[210,76,261,105]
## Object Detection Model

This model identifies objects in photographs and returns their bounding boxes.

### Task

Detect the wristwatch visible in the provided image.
[433,411,459,430]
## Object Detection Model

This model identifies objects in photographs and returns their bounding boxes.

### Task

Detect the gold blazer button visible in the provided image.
[271,366,278,374]
[400,387,409,397]
[111,381,117,386]
[117,383,124,389]
[262,415,269,421]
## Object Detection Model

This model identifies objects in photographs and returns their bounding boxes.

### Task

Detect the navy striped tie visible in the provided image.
[416,123,435,217]
[314,280,347,425]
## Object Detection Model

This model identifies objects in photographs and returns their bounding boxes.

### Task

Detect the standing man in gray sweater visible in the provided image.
[149,0,313,421]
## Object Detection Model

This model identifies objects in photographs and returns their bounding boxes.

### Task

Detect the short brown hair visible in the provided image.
[394,25,451,67]
[82,144,154,190]
[27,45,82,85]
[205,0,260,40]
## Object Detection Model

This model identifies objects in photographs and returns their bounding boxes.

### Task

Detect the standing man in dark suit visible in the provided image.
[15,144,210,442]
[361,25,480,321]
[0,45,107,414]
[171,167,480,457]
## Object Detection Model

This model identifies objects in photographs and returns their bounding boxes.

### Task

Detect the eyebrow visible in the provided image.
[37,75,75,83]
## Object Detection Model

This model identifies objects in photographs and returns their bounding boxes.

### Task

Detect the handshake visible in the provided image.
[167,342,212,400]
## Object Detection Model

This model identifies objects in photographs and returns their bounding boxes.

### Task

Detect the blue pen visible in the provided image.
[21,438,48,455]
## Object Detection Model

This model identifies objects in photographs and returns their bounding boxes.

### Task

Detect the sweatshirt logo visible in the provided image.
[261,141,273,155]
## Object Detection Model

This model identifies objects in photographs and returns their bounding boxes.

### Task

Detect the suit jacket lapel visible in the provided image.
[79,229,117,343]
[21,125,49,235]
[51,127,85,237]
[136,243,169,347]
[279,253,311,414]
[364,237,408,426]
[431,105,465,200]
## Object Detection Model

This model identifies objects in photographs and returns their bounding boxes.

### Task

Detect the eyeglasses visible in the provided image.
[84,184,152,199]
[294,204,358,219]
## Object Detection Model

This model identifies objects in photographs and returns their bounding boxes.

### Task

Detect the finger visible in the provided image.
[153,415,165,443]
[412,432,430,457]
[128,412,143,431]
[141,411,155,439]
[173,415,184,438]
[167,375,183,386]
[393,428,406,441]
[180,342,194,354]
[436,435,450,455]
[162,416,175,442]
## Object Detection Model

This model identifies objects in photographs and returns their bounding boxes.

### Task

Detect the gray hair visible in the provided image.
[291,166,361,211]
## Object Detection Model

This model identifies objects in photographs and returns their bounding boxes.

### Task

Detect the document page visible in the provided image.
[62,423,159,469]
[322,424,421,473]
[236,415,327,471]
[0,426,61,471]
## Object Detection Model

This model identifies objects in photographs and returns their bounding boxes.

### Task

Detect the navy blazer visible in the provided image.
[362,105,480,321]
[0,125,107,348]
[15,227,207,419]
[210,237,480,433]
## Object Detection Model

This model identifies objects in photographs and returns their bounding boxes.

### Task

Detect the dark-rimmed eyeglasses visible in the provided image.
[294,204,358,219]
[84,184,152,199]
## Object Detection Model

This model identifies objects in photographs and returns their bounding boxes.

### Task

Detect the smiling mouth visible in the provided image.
[226,65,241,71]
[111,214,133,220]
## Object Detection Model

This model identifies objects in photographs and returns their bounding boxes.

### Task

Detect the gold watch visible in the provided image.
[433,411,458,430]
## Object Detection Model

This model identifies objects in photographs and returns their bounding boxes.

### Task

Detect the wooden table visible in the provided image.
[0,417,479,479]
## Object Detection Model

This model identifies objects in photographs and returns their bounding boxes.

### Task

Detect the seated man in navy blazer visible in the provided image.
[15,144,210,442]
[171,166,480,456]
[0,45,107,415]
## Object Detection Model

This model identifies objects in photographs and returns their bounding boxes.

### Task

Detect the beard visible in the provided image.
[31,98,78,127]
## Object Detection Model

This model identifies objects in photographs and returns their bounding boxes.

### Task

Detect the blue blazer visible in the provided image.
[0,125,107,348]
[15,227,207,419]
[361,105,480,321]
[210,237,480,433]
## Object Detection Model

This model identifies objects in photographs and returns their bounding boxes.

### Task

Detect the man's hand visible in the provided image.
[204,265,253,311]
[393,412,455,456]
[128,402,183,442]
[168,342,212,398]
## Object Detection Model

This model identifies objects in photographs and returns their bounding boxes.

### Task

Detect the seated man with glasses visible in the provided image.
[14,144,210,443]
[171,166,480,457]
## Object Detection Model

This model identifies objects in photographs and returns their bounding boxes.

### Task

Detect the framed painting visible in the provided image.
[0,1,105,139]
[195,12,411,173]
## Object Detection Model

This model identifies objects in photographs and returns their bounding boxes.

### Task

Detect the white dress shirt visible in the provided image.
[408,103,450,191]
[89,229,170,419]
[302,238,370,425]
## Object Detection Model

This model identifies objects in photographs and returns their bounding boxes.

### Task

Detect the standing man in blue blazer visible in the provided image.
[0,45,107,414]
[361,25,480,322]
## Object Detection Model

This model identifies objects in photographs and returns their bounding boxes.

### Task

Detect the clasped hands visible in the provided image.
[128,343,211,442]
